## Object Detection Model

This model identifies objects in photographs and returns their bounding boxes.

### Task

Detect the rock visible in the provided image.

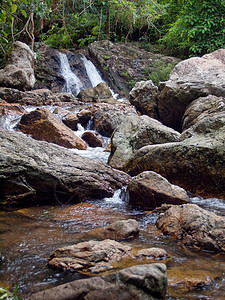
[87,219,140,241]
[158,49,225,131]
[128,171,190,209]
[108,114,180,170]
[53,107,79,131]
[0,129,131,207]
[0,102,25,116]
[30,263,167,300]
[48,239,132,273]
[182,95,225,131]
[93,103,137,137]
[78,82,116,103]
[129,80,159,119]
[136,248,168,259]
[18,107,87,149]
[124,112,225,198]
[77,109,92,126]
[81,131,104,147]
[0,41,36,91]
[89,40,179,96]
[0,87,78,105]
[156,204,225,252]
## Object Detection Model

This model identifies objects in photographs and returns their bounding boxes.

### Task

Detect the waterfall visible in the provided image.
[58,52,84,95]
[80,53,105,87]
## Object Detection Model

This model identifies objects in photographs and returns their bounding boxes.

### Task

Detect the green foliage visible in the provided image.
[0,286,21,300]
[146,60,176,85]
[161,0,225,56]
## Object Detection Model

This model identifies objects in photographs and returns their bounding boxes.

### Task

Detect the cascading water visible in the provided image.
[80,53,104,87]
[58,52,84,95]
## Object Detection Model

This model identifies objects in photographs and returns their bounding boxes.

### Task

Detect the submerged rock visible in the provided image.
[128,171,190,209]
[108,114,180,170]
[158,49,225,131]
[156,204,225,252]
[30,263,167,300]
[18,107,87,149]
[129,80,159,119]
[0,41,35,91]
[87,219,140,241]
[0,130,131,207]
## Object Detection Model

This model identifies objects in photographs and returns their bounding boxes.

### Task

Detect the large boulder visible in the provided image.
[78,82,116,103]
[158,49,225,131]
[129,80,159,119]
[0,130,131,207]
[156,204,225,253]
[88,40,179,96]
[128,171,190,209]
[0,41,35,91]
[30,263,167,300]
[108,114,180,170]
[124,112,225,198]
[18,107,87,149]
[182,95,225,131]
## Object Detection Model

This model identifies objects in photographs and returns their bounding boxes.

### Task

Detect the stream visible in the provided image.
[0,52,225,299]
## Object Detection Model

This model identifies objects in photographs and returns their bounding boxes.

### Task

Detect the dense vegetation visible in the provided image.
[1,0,225,59]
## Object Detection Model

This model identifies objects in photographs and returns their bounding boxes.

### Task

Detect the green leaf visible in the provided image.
[21,9,27,18]
[11,3,17,13]
[21,0,28,4]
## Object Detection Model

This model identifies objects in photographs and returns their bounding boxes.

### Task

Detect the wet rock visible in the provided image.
[78,82,116,103]
[129,80,159,119]
[0,87,78,105]
[108,114,180,170]
[182,95,225,131]
[124,111,225,198]
[156,204,225,252]
[53,107,79,131]
[82,131,103,147]
[18,107,87,149]
[77,109,92,126]
[48,239,132,273]
[0,102,25,116]
[0,129,131,206]
[135,248,168,259]
[93,103,137,137]
[89,40,179,96]
[128,171,190,209]
[30,263,167,300]
[158,49,225,131]
[0,41,35,91]
[87,219,140,241]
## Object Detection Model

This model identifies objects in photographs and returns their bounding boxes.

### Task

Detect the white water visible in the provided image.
[58,52,84,95]
[191,196,225,216]
[80,53,104,87]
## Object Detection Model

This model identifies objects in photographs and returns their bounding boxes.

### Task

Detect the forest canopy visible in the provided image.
[1,0,225,58]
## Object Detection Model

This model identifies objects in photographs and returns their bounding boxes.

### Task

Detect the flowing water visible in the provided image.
[0,53,225,299]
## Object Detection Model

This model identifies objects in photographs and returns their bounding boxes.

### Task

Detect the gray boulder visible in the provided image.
[0,42,36,91]
[30,263,167,300]
[129,80,159,119]
[156,204,225,253]
[108,114,180,170]
[0,130,131,207]
[182,95,225,131]
[78,82,116,103]
[124,112,225,198]
[158,49,225,131]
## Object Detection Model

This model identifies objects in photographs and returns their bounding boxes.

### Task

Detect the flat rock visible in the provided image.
[0,129,131,207]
